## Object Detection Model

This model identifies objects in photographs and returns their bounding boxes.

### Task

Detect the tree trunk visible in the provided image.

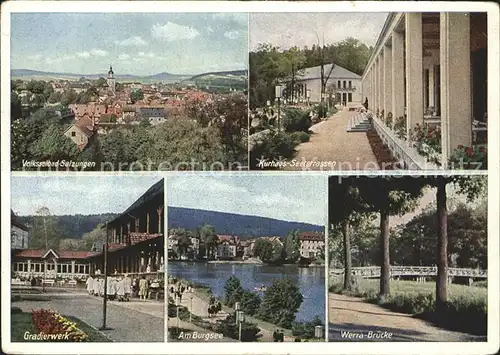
[436,178,448,312]
[343,221,352,290]
[379,210,390,297]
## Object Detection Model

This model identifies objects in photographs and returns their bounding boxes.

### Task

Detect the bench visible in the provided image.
[148,289,164,301]
[42,279,55,286]
[68,280,77,287]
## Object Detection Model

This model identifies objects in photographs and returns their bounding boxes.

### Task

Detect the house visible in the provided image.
[360,12,488,168]
[215,235,238,260]
[121,106,137,124]
[11,210,29,250]
[69,103,107,123]
[137,107,166,125]
[298,232,325,259]
[64,122,95,151]
[295,64,362,106]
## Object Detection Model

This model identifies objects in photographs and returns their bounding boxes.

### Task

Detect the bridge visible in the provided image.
[329,266,487,279]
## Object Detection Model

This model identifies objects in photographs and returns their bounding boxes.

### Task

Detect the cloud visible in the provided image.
[76,49,108,59]
[117,53,130,60]
[91,49,108,57]
[151,22,200,42]
[212,13,248,26]
[138,51,156,58]
[223,30,240,40]
[115,36,148,47]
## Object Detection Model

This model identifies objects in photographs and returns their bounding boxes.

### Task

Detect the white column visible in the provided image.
[379,51,385,115]
[429,65,435,107]
[71,260,75,278]
[376,57,381,112]
[392,30,405,125]
[440,12,472,166]
[405,13,424,140]
[384,44,392,118]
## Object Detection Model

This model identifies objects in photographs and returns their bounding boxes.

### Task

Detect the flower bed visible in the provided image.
[31,309,89,342]
[366,128,398,170]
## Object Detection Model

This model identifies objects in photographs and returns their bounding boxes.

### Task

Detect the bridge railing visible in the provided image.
[329,266,487,278]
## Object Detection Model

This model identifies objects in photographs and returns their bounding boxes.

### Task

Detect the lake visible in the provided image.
[168,262,325,323]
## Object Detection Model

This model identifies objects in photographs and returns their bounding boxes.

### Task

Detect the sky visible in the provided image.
[249,13,388,51]
[167,174,327,226]
[11,176,162,216]
[11,13,248,75]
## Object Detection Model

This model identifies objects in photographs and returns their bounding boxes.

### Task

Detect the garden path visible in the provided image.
[284,108,378,171]
[328,293,486,342]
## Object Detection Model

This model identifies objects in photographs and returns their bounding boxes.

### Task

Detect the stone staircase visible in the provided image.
[346,113,372,132]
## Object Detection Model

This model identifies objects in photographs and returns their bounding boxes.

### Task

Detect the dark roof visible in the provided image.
[299,232,325,241]
[137,107,165,117]
[11,210,28,231]
[106,179,164,226]
[300,63,361,80]
[15,248,100,259]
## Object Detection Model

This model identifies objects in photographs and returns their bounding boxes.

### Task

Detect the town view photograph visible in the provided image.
[328,175,487,342]
[166,175,327,342]
[10,176,165,342]
[10,13,249,172]
[249,12,488,171]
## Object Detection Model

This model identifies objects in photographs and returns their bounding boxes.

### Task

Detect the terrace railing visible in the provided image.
[329,266,487,279]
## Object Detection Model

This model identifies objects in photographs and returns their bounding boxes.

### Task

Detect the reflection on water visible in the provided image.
[168,262,325,322]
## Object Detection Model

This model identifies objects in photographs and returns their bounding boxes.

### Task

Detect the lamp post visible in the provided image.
[275,85,283,131]
[189,289,194,324]
[99,222,111,331]
[237,310,245,342]
[306,89,311,107]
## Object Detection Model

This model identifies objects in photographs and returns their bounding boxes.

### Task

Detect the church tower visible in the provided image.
[107,65,116,95]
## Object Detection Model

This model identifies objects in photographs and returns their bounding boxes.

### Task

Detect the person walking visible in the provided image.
[364,97,369,111]
[139,275,148,301]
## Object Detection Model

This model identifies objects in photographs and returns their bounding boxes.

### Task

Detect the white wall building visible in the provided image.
[295,64,362,106]
[11,211,29,250]
[299,232,325,259]
[360,12,488,168]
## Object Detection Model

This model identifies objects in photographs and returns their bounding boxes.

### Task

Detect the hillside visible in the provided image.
[11,69,191,84]
[167,207,323,238]
[189,69,248,81]
[19,213,119,239]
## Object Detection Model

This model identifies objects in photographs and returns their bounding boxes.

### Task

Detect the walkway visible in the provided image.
[328,293,486,342]
[284,108,378,171]
[13,294,164,342]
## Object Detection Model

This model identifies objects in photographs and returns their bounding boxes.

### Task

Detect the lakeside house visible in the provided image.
[11,179,165,281]
[298,232,325,260]
[215,235,238,260]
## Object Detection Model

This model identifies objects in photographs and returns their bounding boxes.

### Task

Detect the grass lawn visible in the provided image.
[329,276,487,302]
[11,309,112,342]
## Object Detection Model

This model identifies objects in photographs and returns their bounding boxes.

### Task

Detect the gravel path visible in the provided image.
[284,108,378,171]
[13,294,164,342]
[328,293,486,342]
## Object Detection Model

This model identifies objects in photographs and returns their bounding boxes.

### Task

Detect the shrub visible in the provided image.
[250,132,298,169]
[291,315,324,339]
[394,116,407,140]
[283,108,312,132]
[215,313,261,342]
[257,279,303,328]
[11,307,23,314]
[315,103,328,119]
[290,131,310,145]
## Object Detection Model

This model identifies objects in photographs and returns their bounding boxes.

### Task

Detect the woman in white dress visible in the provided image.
[93,277,100,296]
[116,277,125,301]
[86,276,94,295]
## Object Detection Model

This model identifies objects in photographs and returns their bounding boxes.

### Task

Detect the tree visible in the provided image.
[283,230,300,263]
[257,278,303,328]
[130,89,144,104]
[96,77,107,87]
[281,46,306,103]
[224,276,244,307]
[11,91,22,121]
[347,177,425,296]
[81,224,107,251]
[30,124,80,162]
[99,129,128,169]
[198,224,218,260]
[140,118,225,170]
[177,234,192,258]
[61,89,77,106]
[430,175,487,312]
[30,207,63,250]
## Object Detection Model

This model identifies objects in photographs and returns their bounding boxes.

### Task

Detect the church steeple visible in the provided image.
[107,65,116,95]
